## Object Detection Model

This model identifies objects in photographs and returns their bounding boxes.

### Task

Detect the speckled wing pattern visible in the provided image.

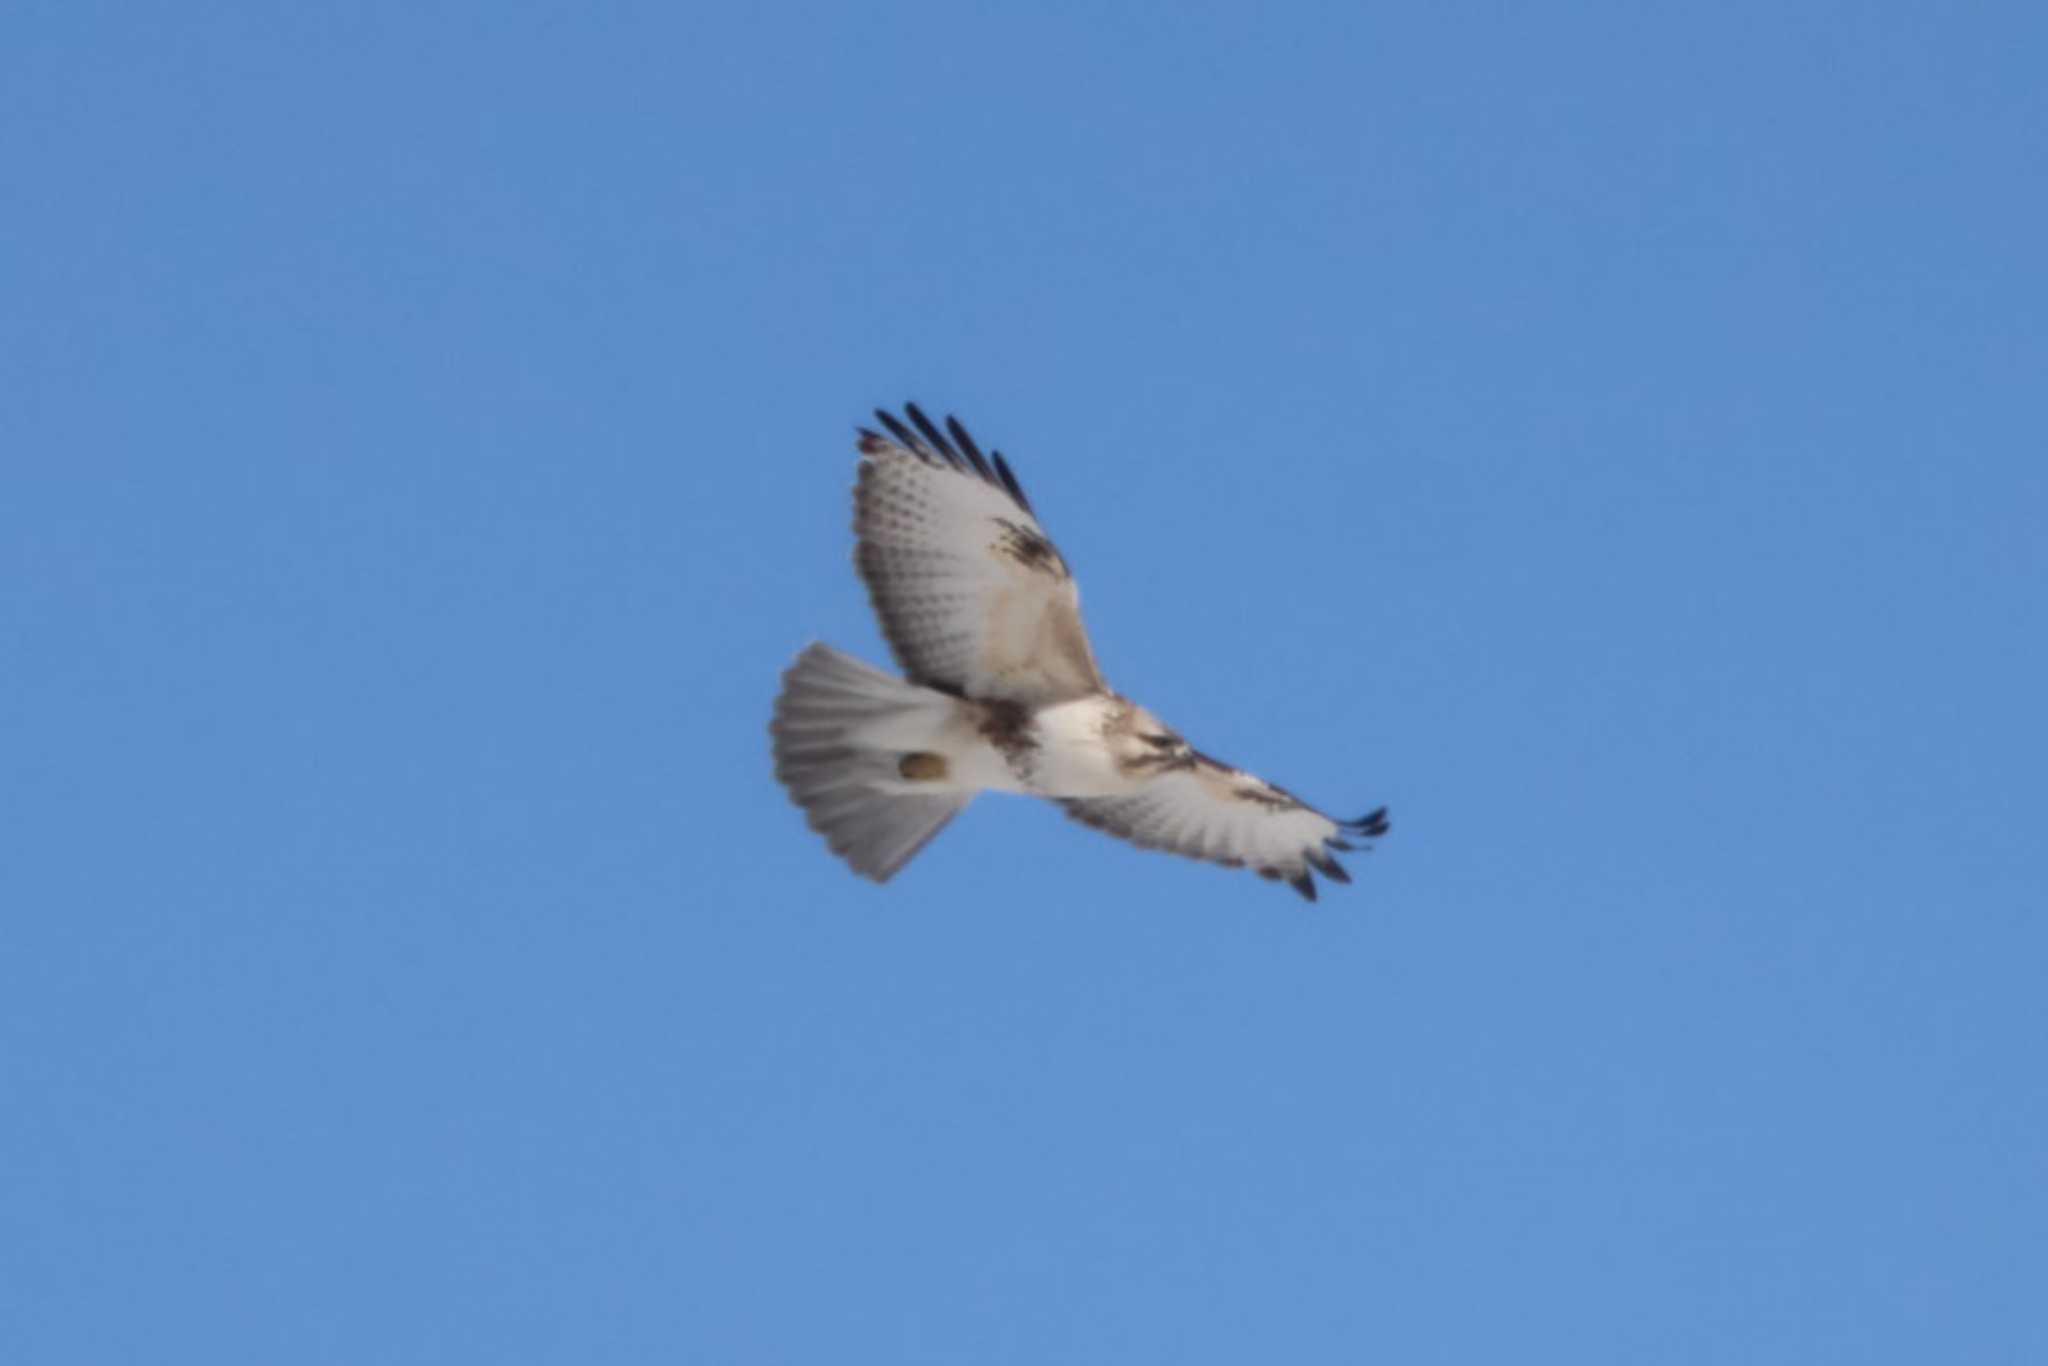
[854,405,1105,704]
[1062,755,1391,902]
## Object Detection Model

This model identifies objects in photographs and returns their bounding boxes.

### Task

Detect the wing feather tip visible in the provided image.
[945,414,996,479]
[872,407,921,455]
[862,403,1035,516]
[991,451,1033,512]
[1307,851,1351,884]
[1340,806,1391,838]
[904,402,963,469]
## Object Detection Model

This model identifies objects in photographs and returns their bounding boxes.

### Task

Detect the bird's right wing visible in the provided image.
[853,405,1106,706]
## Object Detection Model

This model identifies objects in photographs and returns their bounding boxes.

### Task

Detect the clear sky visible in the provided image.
[5,2,2044,1362]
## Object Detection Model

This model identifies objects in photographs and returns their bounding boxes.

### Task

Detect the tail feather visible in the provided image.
[770,643,972,882]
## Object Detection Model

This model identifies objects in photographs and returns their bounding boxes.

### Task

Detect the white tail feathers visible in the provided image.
[769,644,973,882]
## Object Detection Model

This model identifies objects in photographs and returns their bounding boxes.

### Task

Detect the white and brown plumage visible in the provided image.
[769,404,1390,901]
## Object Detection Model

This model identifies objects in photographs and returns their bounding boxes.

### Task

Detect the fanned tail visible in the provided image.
[769,643,972,882]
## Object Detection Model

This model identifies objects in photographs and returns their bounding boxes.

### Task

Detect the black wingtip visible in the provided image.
[1342,807,1391,838]
[865,404,1035,516]
[945,415,995,479]
[904,403,962,468]
[1307,851,1351,884]
[1287,872,1318,902]
[873,408,919,452]
[991,451,1034,514]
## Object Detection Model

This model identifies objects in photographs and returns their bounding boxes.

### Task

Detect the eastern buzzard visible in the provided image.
[770,404,1390,900]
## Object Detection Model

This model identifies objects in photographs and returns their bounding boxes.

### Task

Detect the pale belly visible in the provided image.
[861,693,1144,800]
[1014,697,1144,798]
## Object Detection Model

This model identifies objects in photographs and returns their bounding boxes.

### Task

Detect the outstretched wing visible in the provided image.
[1061,753,1390,901]
[853,404,1105,705]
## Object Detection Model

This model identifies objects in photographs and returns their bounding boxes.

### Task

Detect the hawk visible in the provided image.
[769,404,1391,900]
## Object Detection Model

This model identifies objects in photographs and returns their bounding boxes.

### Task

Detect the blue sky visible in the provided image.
[5,2,2045,1361]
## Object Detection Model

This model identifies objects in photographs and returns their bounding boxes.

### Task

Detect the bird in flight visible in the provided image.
[769,404,1390,900]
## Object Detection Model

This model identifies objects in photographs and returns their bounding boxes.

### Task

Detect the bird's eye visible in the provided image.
[1144,734,1177,749]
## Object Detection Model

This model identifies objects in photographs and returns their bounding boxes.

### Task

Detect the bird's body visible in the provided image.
[770,404,1389,900]
[1013,695,1173,798]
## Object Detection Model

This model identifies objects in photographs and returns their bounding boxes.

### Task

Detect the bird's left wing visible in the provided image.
[854,405,1106,706]
[1061,754,1389,901]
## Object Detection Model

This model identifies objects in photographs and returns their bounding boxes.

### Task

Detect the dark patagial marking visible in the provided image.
[899,752,949,781]
[1234,782,1300,812]
[993,518,1066,576]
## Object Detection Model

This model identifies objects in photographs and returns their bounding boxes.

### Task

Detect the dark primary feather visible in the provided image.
[1059,765,1387,903]
[1307,850,1351,884]
[1343,807,1392,838]
[944,415,992,481]
[866,403,1035,517]
[991,452,1032,514]
[906,404,972,474]
[872,408,924,456]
